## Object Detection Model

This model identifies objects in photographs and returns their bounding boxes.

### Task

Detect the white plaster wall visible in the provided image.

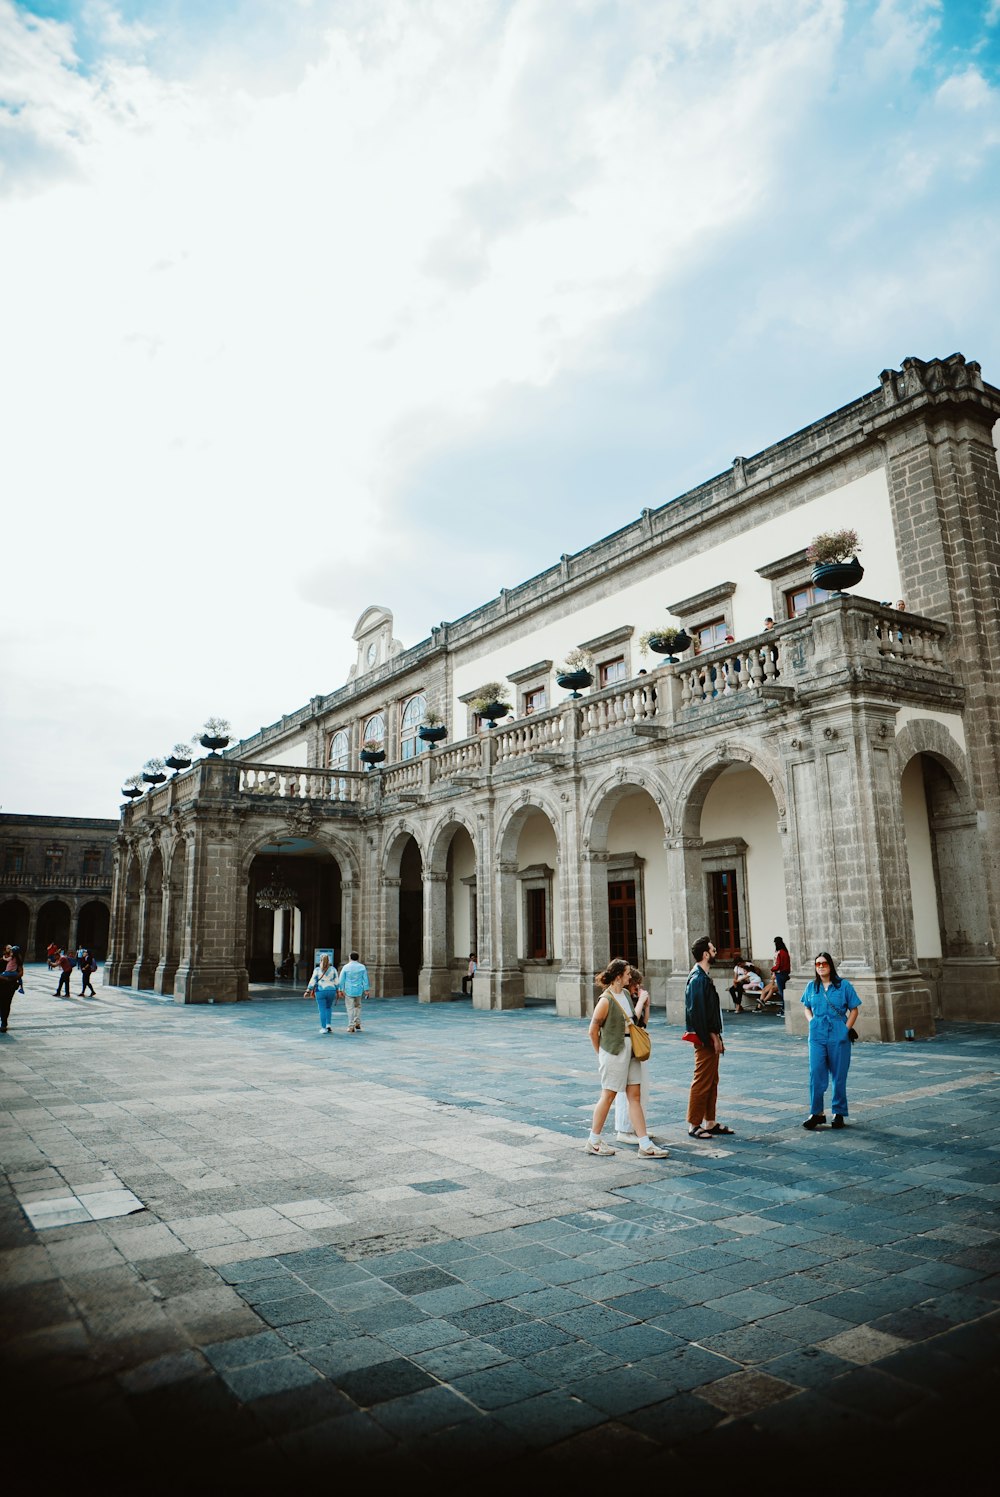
[516,813,561,959]
[606,792,670,959]
[900,756,943,959]
[447,829,476,960]
[699,764,788,962]
[260,738,310,767]
[895,707,967,757]
[452,467,898,716]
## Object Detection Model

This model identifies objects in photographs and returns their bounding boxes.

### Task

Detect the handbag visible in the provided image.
[617,992,652,1061]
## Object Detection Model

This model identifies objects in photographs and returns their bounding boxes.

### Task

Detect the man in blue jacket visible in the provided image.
[685,936,735,1140]
[337,951,370,1033]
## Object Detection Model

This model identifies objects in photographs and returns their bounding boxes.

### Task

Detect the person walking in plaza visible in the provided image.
[461,954,477,996]
[614,965,657,1144]
[78,949,98,998]
[54,950,75,998]
[801,951,861,1129]
[0,944,23,1032]
[337,951,370,1033]
[685,937,735,1139]
[305,952,339,1033]
[586,958,668,1159]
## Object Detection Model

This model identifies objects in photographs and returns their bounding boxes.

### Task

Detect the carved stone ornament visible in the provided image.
[824,726,838,740]
[877,723,891,739]
[880,353,983,406]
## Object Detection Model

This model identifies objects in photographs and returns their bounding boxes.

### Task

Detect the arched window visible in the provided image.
[400,694,427,760]
[328,731,349,771]
[362,714,386,757]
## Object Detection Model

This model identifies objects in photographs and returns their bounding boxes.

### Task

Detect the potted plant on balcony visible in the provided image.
[121,773,144,801]
[165,742,193,775]
[142,757,167,788]
[360,738,386,766]
[471,683,511,728]
[807,529,864,593]
[555,648,593,698]
[639,626,691,664]
[418,707,448,748]
[198,716,231,754]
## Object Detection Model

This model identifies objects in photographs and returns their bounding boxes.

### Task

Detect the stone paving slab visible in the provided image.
[1,966,999,1491]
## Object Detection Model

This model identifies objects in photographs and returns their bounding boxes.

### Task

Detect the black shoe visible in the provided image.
[831,1115,846,1129]
[802,1114,827,1129]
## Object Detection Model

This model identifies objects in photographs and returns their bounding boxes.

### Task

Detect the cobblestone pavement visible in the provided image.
[2,966,998,1492]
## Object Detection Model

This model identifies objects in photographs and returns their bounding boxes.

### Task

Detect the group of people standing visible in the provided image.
[305,952,370,1034]
[49,946,98,998]
[586,938,862,1152]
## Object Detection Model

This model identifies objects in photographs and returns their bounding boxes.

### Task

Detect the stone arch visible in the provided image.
[36,898,72,959]
[378,824,424,996]
[381,821,427,880]
[669,740,790,975]
[134,844,164,988]
[492,796,562,1007]
[495,792,563,866]
[893,717,992,1018]
[580,771,673,985]
[241,826,352,985]
[76,901,110,961]
[422,811,481,1001]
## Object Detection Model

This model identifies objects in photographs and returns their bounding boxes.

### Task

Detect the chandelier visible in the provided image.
[255,864,299,912]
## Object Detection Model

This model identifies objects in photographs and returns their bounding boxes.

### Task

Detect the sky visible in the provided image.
[2,0,999,818]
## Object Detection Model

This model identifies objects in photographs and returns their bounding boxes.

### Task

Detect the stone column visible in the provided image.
[370,875,403,997]
[481,857,524,1010]
[663,836,708,1026]
[554,787,595,1019]
[418,869,452,1001]
[173,819,247,1004]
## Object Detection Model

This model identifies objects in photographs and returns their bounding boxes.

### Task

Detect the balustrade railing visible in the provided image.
[865,606,947,668]
[495,710,565,762]
[428,740,484,777]
[381,760,423,795]
[680,635,781,707]
[237,764,366,803]
[578,680,659,737]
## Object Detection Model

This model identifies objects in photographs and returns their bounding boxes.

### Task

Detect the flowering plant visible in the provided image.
[201,717,231,737]
[557,648,591,674]
[639,627,687,656]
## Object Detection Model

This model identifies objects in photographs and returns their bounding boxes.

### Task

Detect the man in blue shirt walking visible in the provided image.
[337,951,370,1033]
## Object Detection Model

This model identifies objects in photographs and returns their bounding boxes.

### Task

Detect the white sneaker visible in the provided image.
[318,1027,328,1034]
[615,1132,639,1144]
[638,1144,669,1158]
[585,1139,615,1156]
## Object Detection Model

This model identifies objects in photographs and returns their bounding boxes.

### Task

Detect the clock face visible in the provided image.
[367,642,378,665]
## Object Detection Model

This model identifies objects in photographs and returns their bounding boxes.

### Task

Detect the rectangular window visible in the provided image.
[708,869,741,960]
[785,583,831,618]
[523,685,547,715]
[44,847,64,876]
[598,656,627,688]
[83,849,103,877]
[693,617,728,652]
[527,888,547,959]
[4,846,25,876]
[608,880,639,967]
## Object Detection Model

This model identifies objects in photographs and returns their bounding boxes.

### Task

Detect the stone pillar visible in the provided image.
[480,856,524,1010]
[664,836,708,1026]
[173,819,247,1004]
[780,699,933,1040]
[370,875,403,997]
[104,841,133,986]
[418,870,452,1001]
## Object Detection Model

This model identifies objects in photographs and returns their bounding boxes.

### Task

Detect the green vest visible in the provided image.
[600,990,628,1054]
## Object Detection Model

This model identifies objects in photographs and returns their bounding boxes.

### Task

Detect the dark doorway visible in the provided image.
[0,900,29,954]
[77,902,110,960]
[398,837,423,993]
[246,852,342,983]
[608,879,639,966]
[708,869,741,960]
[36,900,71,959]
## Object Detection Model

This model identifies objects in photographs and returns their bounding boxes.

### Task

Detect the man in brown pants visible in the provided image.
[685,937,736,1140]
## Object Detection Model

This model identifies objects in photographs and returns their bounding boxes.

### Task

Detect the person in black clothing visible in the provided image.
[685,937,736,1139]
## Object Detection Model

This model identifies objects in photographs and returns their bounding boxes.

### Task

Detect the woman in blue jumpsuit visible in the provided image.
[801,952,860,1129]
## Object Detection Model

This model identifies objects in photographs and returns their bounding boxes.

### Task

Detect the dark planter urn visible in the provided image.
[418,725,448,748]
[812,557,864,594]
[360,748,386,767]
[647,630,690,663]
[478,701,511,728]
[556,670,593,699]
[200,734,230,755]
[165,755,192,775]
[142,772,166,788]
[121,787,142,801]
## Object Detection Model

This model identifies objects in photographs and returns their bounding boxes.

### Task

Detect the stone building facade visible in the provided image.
[106,354,1000,1039]
[0,813,117,959]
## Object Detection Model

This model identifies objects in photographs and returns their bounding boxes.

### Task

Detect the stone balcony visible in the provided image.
[119,598,959,827]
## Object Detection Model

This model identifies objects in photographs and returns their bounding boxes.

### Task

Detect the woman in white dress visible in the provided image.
[615,966,654,1143]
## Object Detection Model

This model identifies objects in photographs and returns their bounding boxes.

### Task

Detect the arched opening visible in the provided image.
[445,825,477,983]
[77,901,110,960]
[135,847,163,987]
[398,836,423,993]
[121,857,141,977]
[1,899,30,955]
[699,763,787,968]
[901,751,990,1017]
[586,784,670,991]
[246,841,343,985]
[36,899,71,959]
